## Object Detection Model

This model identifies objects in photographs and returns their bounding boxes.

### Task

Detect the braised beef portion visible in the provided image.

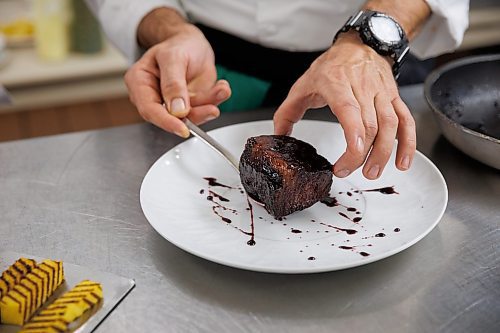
[239,135,333,219]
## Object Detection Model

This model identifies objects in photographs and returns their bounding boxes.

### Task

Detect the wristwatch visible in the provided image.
[333,10,410,78]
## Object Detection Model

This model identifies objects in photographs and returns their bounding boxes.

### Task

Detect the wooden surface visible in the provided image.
[0,97,143,142]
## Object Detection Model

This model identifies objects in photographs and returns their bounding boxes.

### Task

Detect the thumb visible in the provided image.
[156,52,191,118]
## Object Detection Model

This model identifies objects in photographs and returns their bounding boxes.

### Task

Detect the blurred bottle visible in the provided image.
[70,0,102,54]
[33,0,71,61]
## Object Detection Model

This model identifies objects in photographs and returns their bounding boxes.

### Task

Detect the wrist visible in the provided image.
[137,7,194,49]
[333,30,393,66]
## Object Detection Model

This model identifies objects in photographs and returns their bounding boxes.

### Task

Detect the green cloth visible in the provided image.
[216,64,271,112]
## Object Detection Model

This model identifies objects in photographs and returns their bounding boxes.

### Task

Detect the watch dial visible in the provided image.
[369,15,401,43]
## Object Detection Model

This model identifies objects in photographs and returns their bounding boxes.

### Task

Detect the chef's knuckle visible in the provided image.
[155,45,172,58]
[124,67,137,84]
[405,136,417,150]
[381,112,399,130]
[400,113,416,129]
[335,98,360,115]
[137,107,151,122]
[379,146,393,158]
[388,86,399,97]
[162,81,184,95]
[363,119,378,138]
[326,66,347,82]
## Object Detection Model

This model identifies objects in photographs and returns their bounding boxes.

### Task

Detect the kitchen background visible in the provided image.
[0,0,499,142]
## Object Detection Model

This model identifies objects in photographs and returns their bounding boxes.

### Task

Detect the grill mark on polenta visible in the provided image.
[25,274,41,310]
[42,305,68,311]
[15,283,33,320]
[20,278,37,314]
[8,288,27,319]
[53,300,79,304]
[20,280,102,332]
[31,268,46,303]
[1,260,64,326]
[22,321,66,333]
[19,258,35,271]
[3,269,16,286]
[12,263,25,277]
[39,267,51,304]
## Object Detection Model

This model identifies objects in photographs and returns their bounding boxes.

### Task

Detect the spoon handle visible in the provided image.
[183,118,240,173]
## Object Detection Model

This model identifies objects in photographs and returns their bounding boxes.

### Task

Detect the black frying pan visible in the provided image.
[424,54,500,169]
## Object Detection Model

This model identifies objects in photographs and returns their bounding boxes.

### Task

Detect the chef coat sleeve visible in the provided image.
[84,0,186,63]
[411,0,470,59]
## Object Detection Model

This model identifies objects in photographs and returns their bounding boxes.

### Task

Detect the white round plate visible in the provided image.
[140,120,447,273]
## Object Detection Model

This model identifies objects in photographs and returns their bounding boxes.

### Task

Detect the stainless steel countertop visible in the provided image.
[0,84,498,333]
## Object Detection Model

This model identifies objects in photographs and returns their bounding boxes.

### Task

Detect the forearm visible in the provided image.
[137,7,192,49]
[363,0,431,40]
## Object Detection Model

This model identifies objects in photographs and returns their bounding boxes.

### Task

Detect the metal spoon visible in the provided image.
[183,118,264,205]
[183,118,240,173]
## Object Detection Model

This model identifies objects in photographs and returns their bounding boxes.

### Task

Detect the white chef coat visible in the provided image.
[85,0,469,63]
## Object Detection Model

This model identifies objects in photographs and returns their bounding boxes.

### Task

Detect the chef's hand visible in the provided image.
[273,31,416,180]
[124,8,231,138]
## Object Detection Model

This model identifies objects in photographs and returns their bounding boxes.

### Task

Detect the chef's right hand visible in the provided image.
[124,8,231,138]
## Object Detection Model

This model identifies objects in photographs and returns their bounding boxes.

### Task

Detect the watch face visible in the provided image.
[369,14,402,44]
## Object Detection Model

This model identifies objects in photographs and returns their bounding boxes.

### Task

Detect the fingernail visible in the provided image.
[401,155,410,170]
[170,98,186,116]
[367,165,380,179]
[216,90,227,101]
[356,136,364,153]
[204,113,218,122]
[336,169,351,178]
[174,126,190,139]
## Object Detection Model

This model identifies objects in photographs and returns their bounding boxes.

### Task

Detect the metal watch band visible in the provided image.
[332,10,409,78]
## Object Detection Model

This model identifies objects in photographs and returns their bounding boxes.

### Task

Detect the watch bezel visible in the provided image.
[332,10,410,77]
[367,13,405,45]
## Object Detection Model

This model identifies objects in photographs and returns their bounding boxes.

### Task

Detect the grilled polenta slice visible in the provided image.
[0,258,36,300]
[19,319,66,333]
[20,280,103,333]
[0,260,64,325]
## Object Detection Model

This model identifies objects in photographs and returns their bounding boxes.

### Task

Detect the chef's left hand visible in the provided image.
[273,31,416,180]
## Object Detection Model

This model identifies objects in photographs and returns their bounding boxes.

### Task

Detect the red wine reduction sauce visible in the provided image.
[207,196,234,224]
[204,177,255,246]
[355,186,399,195]
[338,245,371,257]
[320,196,338,207]
[362,232,388,239]
[318,221,357,235]
[202,177,398,253]
[203,177,234,189]
[246,197,256,246]
[337,212,362,224]
[320,196,362,221]
[206,194,237,214]
[209,190,230,202]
